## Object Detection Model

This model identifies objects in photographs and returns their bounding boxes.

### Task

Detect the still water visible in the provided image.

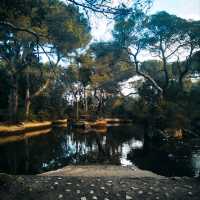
[0,125,199,177]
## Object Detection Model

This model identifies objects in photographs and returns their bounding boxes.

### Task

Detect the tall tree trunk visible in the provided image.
[25,89,31,120]
[85,93,88,113]
[9,74,19,122]
[178,46,193,90]
[13,83,18,121]
[83,87,88,112]
[160,39,169,93]
[25,67,31,120]
[76,97,79,120]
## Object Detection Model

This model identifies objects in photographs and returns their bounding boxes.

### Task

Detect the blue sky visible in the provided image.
[91,0,200,41]
[151,0,200,20]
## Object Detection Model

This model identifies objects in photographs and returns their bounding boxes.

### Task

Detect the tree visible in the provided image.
[90,41,134,114]
[0,0,91,121]
[113,10,200,99]
[23,2,91,120]
[145,12,200,92]
[113,9,164,96]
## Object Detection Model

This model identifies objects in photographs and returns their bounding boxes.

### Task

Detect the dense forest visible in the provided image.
[0,0,200,138]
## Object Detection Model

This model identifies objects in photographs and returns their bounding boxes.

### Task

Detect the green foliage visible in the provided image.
[90,42,134,92]
[46,3,91,56]
[0,0,91,121]
[0,0,199,136]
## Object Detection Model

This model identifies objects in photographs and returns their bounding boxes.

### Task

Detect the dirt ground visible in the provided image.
[0,165,200,200]
[41,165,163,178]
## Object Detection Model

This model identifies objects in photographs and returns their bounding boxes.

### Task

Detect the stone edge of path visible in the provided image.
[39,165,164,178]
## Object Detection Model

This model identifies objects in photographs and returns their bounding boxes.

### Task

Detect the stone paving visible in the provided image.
[1,175,200,200]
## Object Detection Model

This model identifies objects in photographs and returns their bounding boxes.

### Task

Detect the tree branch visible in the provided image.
[31,79,51,98]
[128,50,163,95]
[0,21,46,39]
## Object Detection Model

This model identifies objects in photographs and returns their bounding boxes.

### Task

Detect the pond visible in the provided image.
[0,125,199,177]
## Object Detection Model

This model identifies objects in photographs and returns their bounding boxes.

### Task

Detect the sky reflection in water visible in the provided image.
[0,125,199,177]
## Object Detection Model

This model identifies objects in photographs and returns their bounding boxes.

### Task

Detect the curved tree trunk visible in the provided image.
[25,78,51,120]
[133,54,163,98]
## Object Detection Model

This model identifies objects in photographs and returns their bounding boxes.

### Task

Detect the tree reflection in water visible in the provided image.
[0,125,143,174]
[0,125,199,177]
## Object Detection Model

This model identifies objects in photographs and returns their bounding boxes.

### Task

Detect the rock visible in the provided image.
[16,177,24,184]
[100,187,105,190]
[188,192,193,196]
[92,196,98,199]
[90,190,94,194]
[54,182,59,185]
[77,190,80,194]
[165,192,169,197]
[168,154,174,158]
[122,184,126,187]
[126,195,133,200]
[162,187,167,190]
[131,187,138,190]
[171,177,179,181]
[138,190,143,195]
[58,194,63,199]
[80,197,87,200]
[155,181,160,185]
[131,167,136,171]
[185,185,192,189]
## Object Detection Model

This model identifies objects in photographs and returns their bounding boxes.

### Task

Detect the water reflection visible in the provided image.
[127,139,200,177]
[0,125,199,177]
[0,125,142,174]
[121,139,143,166]
[191,149,200,177]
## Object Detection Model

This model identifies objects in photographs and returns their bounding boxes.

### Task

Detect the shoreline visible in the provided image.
[0,119,68,145]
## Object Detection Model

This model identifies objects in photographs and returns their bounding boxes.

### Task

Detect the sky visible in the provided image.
[44,0,200,64]
[91,0,200,41]
[90,0,200,95]
[151,0,200,20]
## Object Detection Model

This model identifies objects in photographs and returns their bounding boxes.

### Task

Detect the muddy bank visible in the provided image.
[0,119,67,135]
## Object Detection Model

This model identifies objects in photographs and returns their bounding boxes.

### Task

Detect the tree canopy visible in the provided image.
[0,0,199,142]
